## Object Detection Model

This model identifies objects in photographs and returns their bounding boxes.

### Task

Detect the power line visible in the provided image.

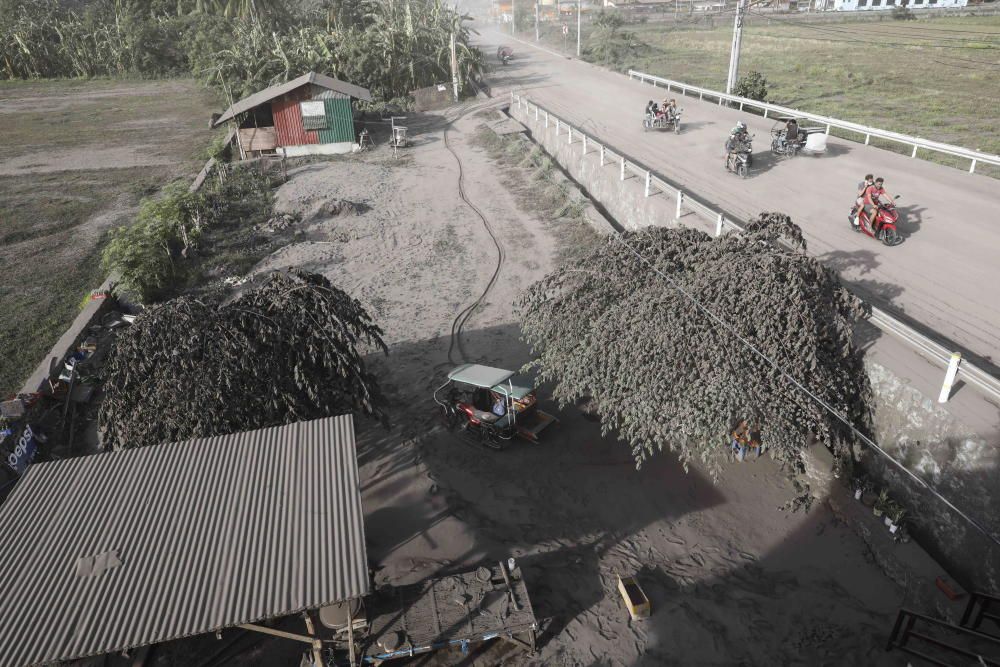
[610,232,1000,548]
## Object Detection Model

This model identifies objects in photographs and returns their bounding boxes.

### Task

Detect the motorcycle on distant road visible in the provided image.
[497,45,513,65]
[849,195,903,246]
[725,134,754,179]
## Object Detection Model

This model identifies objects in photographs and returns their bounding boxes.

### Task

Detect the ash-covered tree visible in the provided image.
[99,270,387,450]
[517,214,873,482]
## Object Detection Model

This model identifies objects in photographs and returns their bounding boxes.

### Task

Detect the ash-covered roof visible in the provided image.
[0,415,369,666]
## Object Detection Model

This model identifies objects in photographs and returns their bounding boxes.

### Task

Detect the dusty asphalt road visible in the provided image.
[479,28,1000,366]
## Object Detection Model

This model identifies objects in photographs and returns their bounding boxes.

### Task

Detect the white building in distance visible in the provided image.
[831,0,966,10]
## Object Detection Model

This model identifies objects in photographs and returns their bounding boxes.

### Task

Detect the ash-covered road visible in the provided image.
[480,27,1000,367]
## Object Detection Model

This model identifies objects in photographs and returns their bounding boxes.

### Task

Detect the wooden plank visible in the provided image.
[239,127,278,151]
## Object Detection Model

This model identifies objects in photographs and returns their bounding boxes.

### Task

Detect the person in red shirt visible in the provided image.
[862,176,892,232]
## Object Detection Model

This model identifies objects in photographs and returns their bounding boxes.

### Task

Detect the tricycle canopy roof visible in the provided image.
[447,364,535,400]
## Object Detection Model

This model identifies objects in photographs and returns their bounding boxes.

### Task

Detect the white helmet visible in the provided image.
[737,121,747,130]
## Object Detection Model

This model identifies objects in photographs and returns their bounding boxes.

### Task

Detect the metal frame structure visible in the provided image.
[628,70,1000,175]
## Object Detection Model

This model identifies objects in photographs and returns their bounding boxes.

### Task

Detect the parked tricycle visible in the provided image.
[433,364,557,450]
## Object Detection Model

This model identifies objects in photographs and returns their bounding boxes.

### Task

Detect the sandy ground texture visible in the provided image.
[168,104,911,666]
[0,78,219,394]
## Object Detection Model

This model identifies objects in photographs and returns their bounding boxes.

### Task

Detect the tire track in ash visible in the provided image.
[443,116,506,365]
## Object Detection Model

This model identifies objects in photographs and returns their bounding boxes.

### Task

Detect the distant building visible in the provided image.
[213,72,373,159]
[831,0,966,10]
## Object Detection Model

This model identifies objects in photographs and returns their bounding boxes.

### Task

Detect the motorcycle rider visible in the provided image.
[726,121,750,165]
[784,118,800,148]
[861,177,893,233]
[662,97,678,122]
[852,174,875,229]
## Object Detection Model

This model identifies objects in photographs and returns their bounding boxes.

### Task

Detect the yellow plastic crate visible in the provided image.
[617,574,650,620]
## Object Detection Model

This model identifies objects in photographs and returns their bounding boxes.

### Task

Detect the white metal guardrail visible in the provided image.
[510,91,1000,405]
[628,70,1000,176]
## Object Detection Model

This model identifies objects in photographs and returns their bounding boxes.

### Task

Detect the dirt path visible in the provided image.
[244,103,909,665]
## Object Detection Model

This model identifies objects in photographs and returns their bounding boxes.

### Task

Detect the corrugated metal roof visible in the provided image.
[0,415,369,667]
[214,72,373,126]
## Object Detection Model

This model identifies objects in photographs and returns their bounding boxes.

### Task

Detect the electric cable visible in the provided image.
[610,231,1000,547]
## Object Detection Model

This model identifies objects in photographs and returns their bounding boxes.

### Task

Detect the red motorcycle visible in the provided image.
[849,195,902,246]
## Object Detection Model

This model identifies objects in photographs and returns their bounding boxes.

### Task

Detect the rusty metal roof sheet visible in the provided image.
[214,72,373,126]
[0,415,369,667]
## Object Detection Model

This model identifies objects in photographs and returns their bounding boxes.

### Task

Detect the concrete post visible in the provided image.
[545,111,549,128]
[568,126,572,145]
[970,159,977,174]
[911,145,918,158]
[716,214,724,236]
[583,135,587,155]
[535,105,539,121]
[600,145,605,166]
[620,157,625,181]
[556,118,560,134]
[675,190,683,220]
[645,171,651,197]
[939,353,962,403]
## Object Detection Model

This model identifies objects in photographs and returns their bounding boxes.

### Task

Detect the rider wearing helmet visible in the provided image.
[862,177,892,232]
[726,121,749,156]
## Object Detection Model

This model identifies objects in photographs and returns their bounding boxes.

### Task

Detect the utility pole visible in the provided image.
[535,1,539,41]
[577,0,581,57]
[450,27,459,101]
[726,0,748,96]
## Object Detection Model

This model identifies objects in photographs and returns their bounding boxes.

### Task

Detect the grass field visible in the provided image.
[0,79,219,395]
[533,15,1000,163]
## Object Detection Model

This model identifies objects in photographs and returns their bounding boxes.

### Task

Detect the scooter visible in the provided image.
[849,195,903,246]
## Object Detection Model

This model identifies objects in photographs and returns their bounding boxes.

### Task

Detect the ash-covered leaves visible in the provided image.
[99,270,387,450]
[517,213,873,480]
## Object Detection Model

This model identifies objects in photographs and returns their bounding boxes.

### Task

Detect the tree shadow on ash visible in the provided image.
[814,248,907,352]
[354,322,727,653]
[630,506,906,667]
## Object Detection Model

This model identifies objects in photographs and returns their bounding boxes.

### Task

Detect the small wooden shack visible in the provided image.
[213,72,373,159]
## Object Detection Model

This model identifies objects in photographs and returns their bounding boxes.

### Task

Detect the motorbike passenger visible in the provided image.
[645,100,657,118]
[726,121,750,162]
[862,177,893,232]
[492,394,507,417]
[852,174,874,229]
[784,118,800,148]
[662,98,678,122]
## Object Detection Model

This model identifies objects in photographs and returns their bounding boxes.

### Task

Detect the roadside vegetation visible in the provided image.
[528,14,1000,160]
[472,123,600,266]
[102,166,280,301]
[0,0,486,104]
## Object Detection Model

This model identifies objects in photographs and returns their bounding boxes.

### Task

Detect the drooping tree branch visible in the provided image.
[99,270,387,450]
[517,213,873,481]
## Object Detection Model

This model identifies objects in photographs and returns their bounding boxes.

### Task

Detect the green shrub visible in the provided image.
[734,70,769,102]
[891,6,915,20]
[103,183,205,301]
